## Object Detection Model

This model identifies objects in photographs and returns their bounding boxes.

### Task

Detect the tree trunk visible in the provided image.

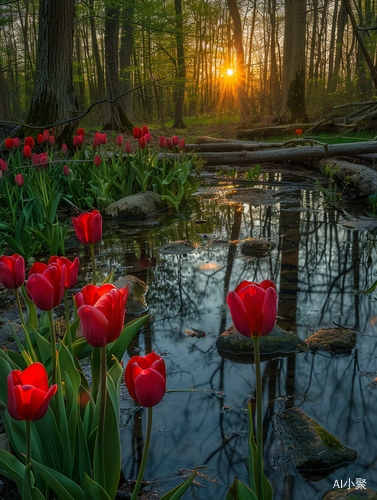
[173,0,186,128]
[280,0,308,122]
[119,2,134,120]
[89,0,105,100]
[25,0,78,139]
[103,3,133,132]
[328,0,347,93]
[226,0,251,123]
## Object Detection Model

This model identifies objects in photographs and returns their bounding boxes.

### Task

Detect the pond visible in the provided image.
[66,170,377,499]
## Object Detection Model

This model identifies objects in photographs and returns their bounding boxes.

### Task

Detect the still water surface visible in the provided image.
[72,173,377,500]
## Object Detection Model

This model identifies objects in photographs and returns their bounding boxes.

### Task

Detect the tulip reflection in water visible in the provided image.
[226,280,277,499]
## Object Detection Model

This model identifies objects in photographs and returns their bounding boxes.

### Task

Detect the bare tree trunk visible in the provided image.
[173,0,186,128]
[119,2,135,120]
[75,28,86,109]
[269,0,279,111]
[328,1,347,93]
[25,0,78,139]
[89,0,105,100]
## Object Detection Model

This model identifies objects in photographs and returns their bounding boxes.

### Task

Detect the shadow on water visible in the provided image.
[66,172,377,499]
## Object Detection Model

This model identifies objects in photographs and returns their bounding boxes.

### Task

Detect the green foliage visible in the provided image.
[315,164,351,208]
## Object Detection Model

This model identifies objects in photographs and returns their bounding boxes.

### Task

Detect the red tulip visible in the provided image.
[145,133,151,144]
[49,136,55,145]
[125,351,166,407]
[101,134,107,144]
[23,145,31,158]
[133,127,141,139]
[43,130,49,142]
[172,136,179,146]
[15,174,24,187]
[5,138,13,150]
[75,284,129,347]
[73,135,80,147]
[295,129,303,136]
[116,135,123,147]
[94,155,102,167]
[63,165,69,176]
[166,139,173,150]
[125,142,132,154]
[142,125,149,136]
[62,144,67,154]
[0,159,8,171]
[95,132,102,146]
[37,134,44,144]
[77,128,85,137]
[227,280,277,338]
[24,137,34,148]
[179,139,185,149]
[0,254,25,289]
[139,136,146,149]
[32,153,39,166]
[12,138,20,148]
[72,210,102,245]
[79,135,85,146]
[7,363,57,421]
[48,256,79,290]
[27,262,66,311]
[38,152,48,167]
[159,137,166,148]
[92,141,97,151]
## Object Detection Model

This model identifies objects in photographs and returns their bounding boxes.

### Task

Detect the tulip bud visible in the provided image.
[95,132,102,146]
[23,145,31,158]
[101,134,107,144]
[0,159,8,172]
[133,127,141,139]
[125,142,132,154]
[77,128,85,137]
[32,153,39,166]
[125,352,166,407]
[92,141,97,151]
[63,165,69,176]
[49,136,55,145]
[179,139,185,149]
[43,130,49,142]
[79,135,85,146]
[94,155,102,167]
[145,133,152,143]
[24,137,34,148]
[172,136,179,146]
[166,139,173,150]
[37,134,44,144]
[73,136,79,147]
[139,136,146,149]
[72,210,102,245]
[116,135,123,147]
[15,174,24,186]
[142,125,149,136]
[0,254,25,289]
[5,138,13,150]
[159,136,166,148]
[12,138,20,148]
[62,144,67,154]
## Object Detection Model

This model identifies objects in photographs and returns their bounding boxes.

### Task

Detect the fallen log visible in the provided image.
[310,158,377,196]
[237,121,338,140]
[174,141,377,166]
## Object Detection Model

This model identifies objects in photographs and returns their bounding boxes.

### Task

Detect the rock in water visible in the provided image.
[240,238,276,257]
[113,276,148,314]
[103,191,168,219]
[305,327,357,354]
[273,407,357,472]
[216,325,306,363]
[159,240,197,255]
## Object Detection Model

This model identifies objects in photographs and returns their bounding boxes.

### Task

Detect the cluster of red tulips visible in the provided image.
[6,132,55,159]
[159,135,185,150]
[132,124,151,149]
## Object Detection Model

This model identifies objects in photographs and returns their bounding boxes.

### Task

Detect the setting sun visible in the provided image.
[226,68,234,76]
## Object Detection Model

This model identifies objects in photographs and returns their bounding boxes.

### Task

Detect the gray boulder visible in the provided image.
[103,191,168,219]
[240,238,276,257]
[159,240,197,255]
[113,275,148,314]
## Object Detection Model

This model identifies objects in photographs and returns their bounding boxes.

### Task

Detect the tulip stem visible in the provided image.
[97,346,107,488]
[14,288,34,357]
[253,337,264,500]
[131,406,153,500]
[26,420,31,483]
[48,310,57,386]
[64,290,73,356]
[90,244,96,285]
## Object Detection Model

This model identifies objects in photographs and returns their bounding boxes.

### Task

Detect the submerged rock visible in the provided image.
[216,325,306,363]
[240,238,276,257]
[113,275,148,314]
[159,240,197,255]
[103,191,168,219]
[305,327,357,354]
[322,487,377,499]
[273,407,357,472]
[226,187,281,206]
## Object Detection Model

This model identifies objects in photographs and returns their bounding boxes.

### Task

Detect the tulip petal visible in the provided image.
[234,280,255,295]
[72,216,89,245]
[77,305,109,347]
[91,213,102,244]
[150,358,166,383]
[124,359,142,403]
[93,284,116,303]
[243,286,266,337]
[28,262,48,278]
[66,257,79,289]
[259,280,276,291]
[0,262,16,289]
[7,372,20,420]
[32,384,57,421]
[260,287,278,336]
[27,274,54,311]
[19,362,49,392]
[13,256,25,288]
[227,291,251,336]
[134,369,166,407]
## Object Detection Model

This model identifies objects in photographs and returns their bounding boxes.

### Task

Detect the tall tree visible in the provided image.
[173,0,186,128]
[24,0,78,138]
[280,0,308,122]
[226,0,251,123]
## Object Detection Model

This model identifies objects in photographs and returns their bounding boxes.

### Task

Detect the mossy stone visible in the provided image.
[103,191,168,219]
[159,240,197,255]
[113,275,148,314]
[240,239,276,257]
[216,325,306,363]
[305,327,357,354]
[273,408,357,472]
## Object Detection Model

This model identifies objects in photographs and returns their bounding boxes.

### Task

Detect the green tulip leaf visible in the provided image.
[21,285,38,333]
[106,314,150,365]
[355,279,377,294]
[0,357,12,404]
[159,470,197,500]
[30,326,51,364]
[0,448,25,492]
[83,474,112,500]
[77,417,92,487]
[31,460,85,500]
[226,476,258,500]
